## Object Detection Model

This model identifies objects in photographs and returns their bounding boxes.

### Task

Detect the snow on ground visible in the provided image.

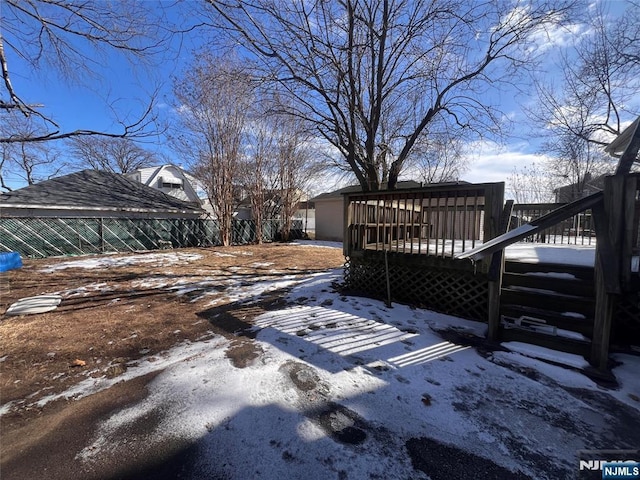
[504,243,595,267]
[301,237,597,267]
[293,239,344,249]
[39,251,204,272]
[14,253,636,479]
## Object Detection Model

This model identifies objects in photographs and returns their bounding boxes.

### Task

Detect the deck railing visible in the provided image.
[344,182,505,258]
[511,203,596,245]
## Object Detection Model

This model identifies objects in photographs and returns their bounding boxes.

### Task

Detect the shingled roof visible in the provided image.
[310,180,423,201]
[0,169,203,215]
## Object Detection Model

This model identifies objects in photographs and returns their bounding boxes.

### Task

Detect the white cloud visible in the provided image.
[461,140,552,184]
[528,22,587,54]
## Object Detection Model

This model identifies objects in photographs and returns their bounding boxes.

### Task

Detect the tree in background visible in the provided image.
[68,137,159,174]
[172,54,253,246]
[272,116,319,241]
[0,113,66,190]
[238,99,320,242]
[545,133,614,201]
[410,132,467,184]
[237,115,276,244]
[0,0,167,144]
[529,2,639,186]
[507,163,555,204]
[204,0,574,191]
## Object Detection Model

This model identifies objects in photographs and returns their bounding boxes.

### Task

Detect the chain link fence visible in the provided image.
[0,217,303,259]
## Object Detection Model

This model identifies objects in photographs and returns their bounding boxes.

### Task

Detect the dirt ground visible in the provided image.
[0,243,345,479]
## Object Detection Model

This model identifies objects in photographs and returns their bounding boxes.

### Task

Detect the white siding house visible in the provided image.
[126,165,214,217]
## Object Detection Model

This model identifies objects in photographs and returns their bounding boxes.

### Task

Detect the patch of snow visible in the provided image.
[504,243,595,267]
[524,272,577,280]
[609,354,640,409]
[501,342,590,369]
[39,252,203,273]
[57,283,113,297]
[293,240,343,249]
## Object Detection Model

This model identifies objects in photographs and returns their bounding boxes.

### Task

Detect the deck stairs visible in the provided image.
[499,260,595,356]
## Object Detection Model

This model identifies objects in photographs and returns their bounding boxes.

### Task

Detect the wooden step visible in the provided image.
[499,325,591,357]
[504,261,594,282]
[501,288,595,317]
[502,272,594,297]
[500,304,593,336]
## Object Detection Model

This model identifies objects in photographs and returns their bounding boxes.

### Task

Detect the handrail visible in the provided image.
[456,192,603,261]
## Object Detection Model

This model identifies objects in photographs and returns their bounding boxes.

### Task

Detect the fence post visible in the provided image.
[99,218,105,252]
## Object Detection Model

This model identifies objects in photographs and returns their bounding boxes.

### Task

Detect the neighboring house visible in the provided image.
[125,164,214,217]
[553,173,606,203]
[0,169,203,219]
[311,181,421,242]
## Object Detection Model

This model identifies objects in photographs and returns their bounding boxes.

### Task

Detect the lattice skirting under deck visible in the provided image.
[343,251,488,322]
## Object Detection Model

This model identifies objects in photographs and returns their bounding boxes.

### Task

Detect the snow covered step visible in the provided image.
[499,323,592,357]
[504,261,594,282]
[500,304,593,336]
[502,272,593,297]
[501,288,595,317]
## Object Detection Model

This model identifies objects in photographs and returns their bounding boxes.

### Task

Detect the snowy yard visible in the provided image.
[1,242,638,479]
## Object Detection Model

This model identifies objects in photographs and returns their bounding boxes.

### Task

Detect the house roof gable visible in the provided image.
[0,169,202,213]
[133,164,202,200]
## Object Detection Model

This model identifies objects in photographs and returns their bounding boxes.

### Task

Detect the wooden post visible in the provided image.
[592,257,615,371]
[621,175,638,290]
[487,199,513,341]
[590,175,630,371]
[485,183,506,341]
[343,194,351,257]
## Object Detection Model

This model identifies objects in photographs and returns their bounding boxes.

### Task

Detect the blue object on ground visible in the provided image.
[0,252,22,272]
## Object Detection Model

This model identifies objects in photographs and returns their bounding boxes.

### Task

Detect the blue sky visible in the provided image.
[1,0,636,195]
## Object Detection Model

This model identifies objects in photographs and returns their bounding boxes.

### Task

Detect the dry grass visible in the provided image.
[0,243,344,416]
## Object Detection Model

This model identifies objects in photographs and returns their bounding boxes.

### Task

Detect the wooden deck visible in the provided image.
[344,173,640,371]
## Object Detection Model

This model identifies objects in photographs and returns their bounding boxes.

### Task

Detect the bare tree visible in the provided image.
[410,132,467,184]
[172,54,253,246]
[238,105,321,242]
[545,134,614,201]
[0,113,67,189]
[529,2,639,150]
[204,0,574,191]
[237,118,277,244]
[609,1,640,76]
[526,3,639,196]
[272,116,319,241]
[0,0,169,144]
[68,137,159,174]
[507,162,555,204]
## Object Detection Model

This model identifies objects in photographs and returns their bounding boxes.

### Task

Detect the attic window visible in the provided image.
[158,177,183,190]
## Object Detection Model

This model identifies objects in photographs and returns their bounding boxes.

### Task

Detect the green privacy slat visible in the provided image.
[0,217,285,258]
